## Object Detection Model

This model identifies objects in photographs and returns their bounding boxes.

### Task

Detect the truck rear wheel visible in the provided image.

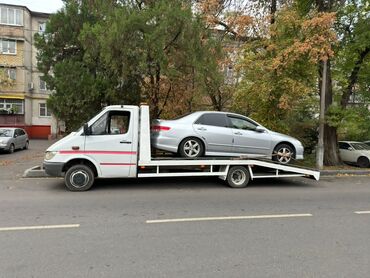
[227,166,250,188]
[65,164,95,191]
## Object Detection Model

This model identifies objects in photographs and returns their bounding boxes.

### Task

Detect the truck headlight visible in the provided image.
[44,151,57,160]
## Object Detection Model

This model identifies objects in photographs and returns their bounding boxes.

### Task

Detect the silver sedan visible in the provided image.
[0,128,29,153]
[151,111,304,164]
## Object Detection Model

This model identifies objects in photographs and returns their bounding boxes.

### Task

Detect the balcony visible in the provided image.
[0,113,25,126]
[0,25,25,39]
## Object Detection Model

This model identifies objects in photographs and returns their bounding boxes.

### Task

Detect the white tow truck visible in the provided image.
[43,104,320,191]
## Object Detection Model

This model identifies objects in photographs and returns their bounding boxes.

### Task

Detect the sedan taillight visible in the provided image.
[151,125,171,132]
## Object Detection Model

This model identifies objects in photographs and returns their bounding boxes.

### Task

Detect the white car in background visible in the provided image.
[338,141,370,168]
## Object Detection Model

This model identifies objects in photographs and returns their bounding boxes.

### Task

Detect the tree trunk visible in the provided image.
[270,0,277,24]
[318,60,341,165]
[340,47,370,108]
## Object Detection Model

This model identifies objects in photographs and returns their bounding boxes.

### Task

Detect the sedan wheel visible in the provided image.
[179,138,204,158]
[23,141,29,150]
[273,144,294,164]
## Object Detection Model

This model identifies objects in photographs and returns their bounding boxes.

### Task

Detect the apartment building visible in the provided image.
[0,3,56,139]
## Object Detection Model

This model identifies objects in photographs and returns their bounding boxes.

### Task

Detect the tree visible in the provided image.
[297,0,370,165]
[235,7,336,134]
[36,0,224,127]
[35,0,124,131]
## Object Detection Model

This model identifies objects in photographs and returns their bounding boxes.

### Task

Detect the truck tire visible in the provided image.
[179,137,204,158]
[65,164,95,191]
[272,143,294,164]
[227,166,250,188]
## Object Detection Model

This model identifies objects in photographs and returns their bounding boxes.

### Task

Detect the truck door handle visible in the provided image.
[120,140,132,144]
[234,132,242,135]
[197,127,207,131]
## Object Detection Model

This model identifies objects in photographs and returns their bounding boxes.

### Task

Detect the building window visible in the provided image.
[38,22,46,34]
[0,7,23,26]
[0,39,16,54]
[39,103,51,117]
[6,68,16,80]
[0,98,24,114]
[0,67,16,80]
[39,78,47,90]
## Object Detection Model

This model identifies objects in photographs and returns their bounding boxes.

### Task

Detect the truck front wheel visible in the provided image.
[65,164,95,191]
[226,166,250,188]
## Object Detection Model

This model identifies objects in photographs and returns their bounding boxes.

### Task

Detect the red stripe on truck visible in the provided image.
[59,150,136,155]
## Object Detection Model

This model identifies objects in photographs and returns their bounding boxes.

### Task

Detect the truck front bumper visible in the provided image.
[43,161,65,177]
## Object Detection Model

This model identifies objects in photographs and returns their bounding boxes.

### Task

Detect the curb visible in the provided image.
[320,170,370,176]
[23,165,50,178]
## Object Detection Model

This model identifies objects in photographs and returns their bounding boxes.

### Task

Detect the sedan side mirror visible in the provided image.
[83,123,91,136]
[348,147,354,151]
[255,126,265,133]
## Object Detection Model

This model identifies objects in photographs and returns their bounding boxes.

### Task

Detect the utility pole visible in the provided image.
[316,60,327,169]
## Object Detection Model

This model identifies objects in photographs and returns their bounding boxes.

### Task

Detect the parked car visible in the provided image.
[0,128,29,153]
[338,141,370,168]
[151,111,304,164]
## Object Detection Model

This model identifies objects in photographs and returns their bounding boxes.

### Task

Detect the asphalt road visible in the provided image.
[0,141,370,278]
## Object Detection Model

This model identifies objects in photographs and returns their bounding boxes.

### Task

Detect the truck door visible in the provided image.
[84,108,136,177]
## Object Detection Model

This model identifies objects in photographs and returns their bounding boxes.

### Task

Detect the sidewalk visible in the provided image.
[0,139,56,180]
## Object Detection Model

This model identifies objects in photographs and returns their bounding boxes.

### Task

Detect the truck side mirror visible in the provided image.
[83,123,91,136]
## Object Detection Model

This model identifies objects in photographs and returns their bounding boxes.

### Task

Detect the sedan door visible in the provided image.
[193,113,234,154]
[14,129,22,149]
[18,129,27,147]
[228,116,272,156]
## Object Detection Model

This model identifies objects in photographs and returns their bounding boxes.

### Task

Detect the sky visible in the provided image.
[1,0,64,13]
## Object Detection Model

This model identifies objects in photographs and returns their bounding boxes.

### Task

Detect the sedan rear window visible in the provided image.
[195,113,228,128]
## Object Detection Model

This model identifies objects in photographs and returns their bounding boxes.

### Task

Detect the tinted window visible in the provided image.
[339,142,350,149]
[195,113,228,127]
[228,116,257,130]
[19,129,25,135]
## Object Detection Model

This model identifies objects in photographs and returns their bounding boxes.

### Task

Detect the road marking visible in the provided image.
[0,224,80,232]
[355,211,370,214]
[146,213,312,224]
